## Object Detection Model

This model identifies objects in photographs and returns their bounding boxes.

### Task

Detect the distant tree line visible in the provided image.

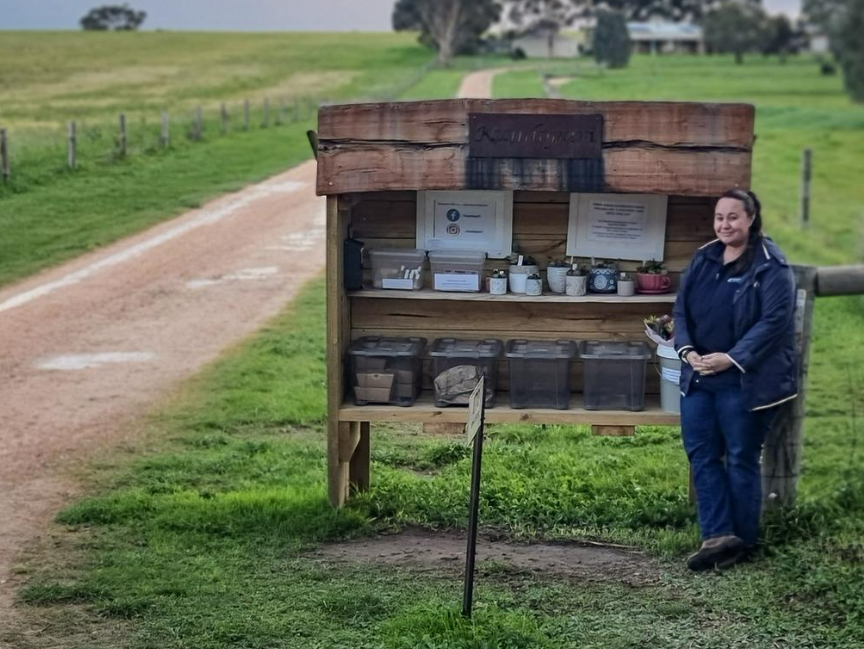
[80,4,147,31]
[391,0,864,104]
[803,0,864,101]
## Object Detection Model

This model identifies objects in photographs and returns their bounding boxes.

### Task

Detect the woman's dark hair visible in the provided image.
[719,188,763,275]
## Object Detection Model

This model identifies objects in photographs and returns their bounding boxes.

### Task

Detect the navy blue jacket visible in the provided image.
[673,237,798,411]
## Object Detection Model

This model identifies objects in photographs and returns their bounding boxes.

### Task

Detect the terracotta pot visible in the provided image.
[637,273,671,292]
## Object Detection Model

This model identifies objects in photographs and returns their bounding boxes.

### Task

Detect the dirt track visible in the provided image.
[0,161,325,614]
[0,67,505,629]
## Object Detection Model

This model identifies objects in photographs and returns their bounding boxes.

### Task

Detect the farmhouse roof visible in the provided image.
[627,21,703,42]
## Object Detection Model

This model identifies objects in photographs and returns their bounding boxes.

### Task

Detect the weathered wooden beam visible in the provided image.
[317,145,750,196]
[318,99,755,148]
[316,99,754,196]
[816,264,864,297]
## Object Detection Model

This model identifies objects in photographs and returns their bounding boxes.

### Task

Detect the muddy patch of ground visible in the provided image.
[310,527,661,587]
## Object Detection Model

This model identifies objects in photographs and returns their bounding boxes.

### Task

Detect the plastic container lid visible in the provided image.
[578,340,651,360]
[369,248,427,262]
[505,339,577,360]
[428,250,487,264]
[429,338,503,358]
[655,344,680,361]
[347,336,426,357]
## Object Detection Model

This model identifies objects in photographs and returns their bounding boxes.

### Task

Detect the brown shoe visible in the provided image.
[686,535,745,571]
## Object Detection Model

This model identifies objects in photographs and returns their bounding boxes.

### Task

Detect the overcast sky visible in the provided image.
[0,0,802,31]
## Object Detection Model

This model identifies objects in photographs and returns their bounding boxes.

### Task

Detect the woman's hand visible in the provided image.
[695,353,734,376]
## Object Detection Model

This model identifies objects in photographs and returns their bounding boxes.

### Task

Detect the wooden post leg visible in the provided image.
[349,422,371,493]
[763,265,816,508]
[328,420,350,507]
[592,425,635,437]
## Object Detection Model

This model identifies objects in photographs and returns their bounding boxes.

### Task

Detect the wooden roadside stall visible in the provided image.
[315,99,755,507]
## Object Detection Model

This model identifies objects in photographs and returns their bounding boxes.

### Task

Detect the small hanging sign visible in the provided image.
[468,113,602,159]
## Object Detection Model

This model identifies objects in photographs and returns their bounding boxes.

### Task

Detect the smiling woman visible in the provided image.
[673,188,798,570]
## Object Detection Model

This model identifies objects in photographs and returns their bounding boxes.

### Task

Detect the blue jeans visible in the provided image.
[680,385,775,545]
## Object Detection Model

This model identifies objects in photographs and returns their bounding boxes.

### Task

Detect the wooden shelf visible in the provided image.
[340,393,680,426]
[350,288,677,304]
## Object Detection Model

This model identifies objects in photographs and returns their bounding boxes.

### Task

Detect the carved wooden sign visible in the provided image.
[468,113,603,159]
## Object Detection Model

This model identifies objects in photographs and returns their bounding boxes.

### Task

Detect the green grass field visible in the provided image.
[0,31,433,288]
[8,50,864,649]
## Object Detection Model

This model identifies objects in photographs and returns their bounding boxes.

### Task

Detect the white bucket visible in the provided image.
[656,344,681,414]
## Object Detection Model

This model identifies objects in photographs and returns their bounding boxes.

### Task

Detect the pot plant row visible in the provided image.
[489,256,671,297]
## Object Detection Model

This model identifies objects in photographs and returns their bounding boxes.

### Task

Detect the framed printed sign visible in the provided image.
[417,190,513,259]
[566,194,668,262]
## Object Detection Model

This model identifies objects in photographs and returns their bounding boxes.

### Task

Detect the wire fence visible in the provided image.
[0,59,437,192]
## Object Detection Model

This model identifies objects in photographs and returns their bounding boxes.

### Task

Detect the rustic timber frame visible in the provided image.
[317,98,759,507]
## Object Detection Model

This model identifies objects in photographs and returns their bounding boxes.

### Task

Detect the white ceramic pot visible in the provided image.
[617,279,635,297]
[546,266,568,294]
[525,277,543,296]
[565,274,588,297]
[508,264,539,294]
[489,276,507,295]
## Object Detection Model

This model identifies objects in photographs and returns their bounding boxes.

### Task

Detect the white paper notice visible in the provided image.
[586,200,648,244]
[434,272,480,292]
[382,278,416,290]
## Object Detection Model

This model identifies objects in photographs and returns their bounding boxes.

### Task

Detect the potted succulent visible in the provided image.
[644,314,679,414]
[489,268,507,295]
[565,263,588,296]
[636,259,671,293]
[546,258,570,294]
[643,314,675,345]
[525,272,543,296]
[588,259,618,294]
[617,271,635,297]
[508,254,539,294]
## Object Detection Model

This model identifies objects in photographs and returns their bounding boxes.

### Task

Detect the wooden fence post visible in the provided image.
[762,265,817,507]
[801,148,812,229]
[263,98,270,127]
[293,100,299,123]
[0,128,9,181]
[161,111,170,147]
[244,99,250,131]
[68,121,77,169]
[118,113,127,157]
[277,99,286,125]
[221,103,228,134]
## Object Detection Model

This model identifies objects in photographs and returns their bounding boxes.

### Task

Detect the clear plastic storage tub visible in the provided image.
[347,336,426,406]
[506,339,577,410]
[369,249,426,290]
[428,250,486,292]
[429,338,502,407]
[578,340,651,411]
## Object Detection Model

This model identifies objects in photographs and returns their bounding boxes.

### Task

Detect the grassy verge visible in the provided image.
[10,54,864,648]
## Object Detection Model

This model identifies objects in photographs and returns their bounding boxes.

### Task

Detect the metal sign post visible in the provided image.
[462,376,486,619]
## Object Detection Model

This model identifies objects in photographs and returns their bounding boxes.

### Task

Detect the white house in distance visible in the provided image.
[510,24,581,59]
[627,20,705,54]
[500,16,705,59]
